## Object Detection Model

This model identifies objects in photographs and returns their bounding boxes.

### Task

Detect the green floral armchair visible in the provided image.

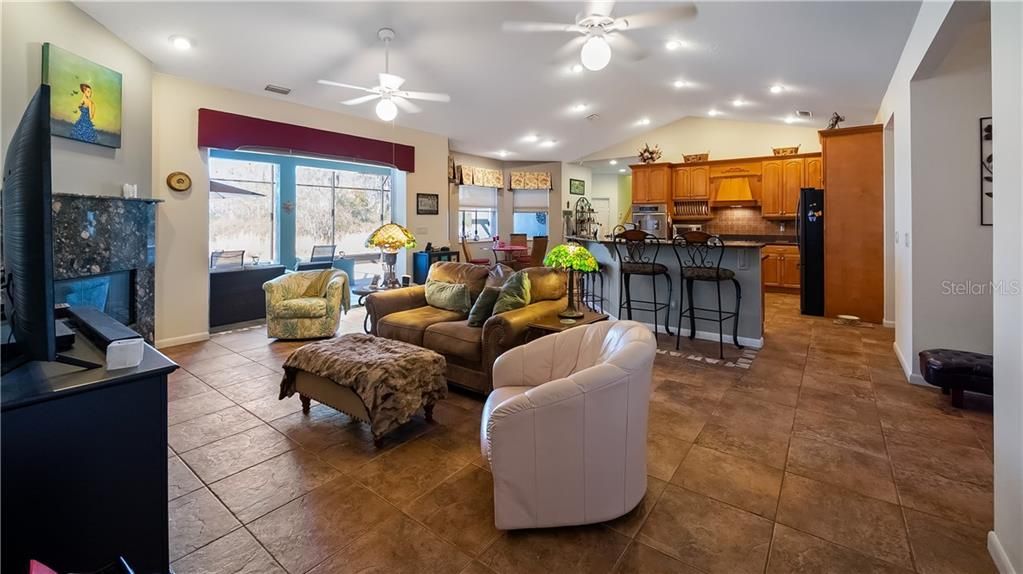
[263,269,350,339]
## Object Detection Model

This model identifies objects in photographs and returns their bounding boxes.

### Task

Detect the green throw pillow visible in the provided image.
[468,286,501,327]
[492,271,531,315]
[425,279,471,313]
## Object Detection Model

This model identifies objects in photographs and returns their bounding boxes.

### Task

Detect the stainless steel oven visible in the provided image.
[631,205,670,239]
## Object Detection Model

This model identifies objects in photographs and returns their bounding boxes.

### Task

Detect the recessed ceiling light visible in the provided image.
[672,79,690,89]
[732,98,747,107]
[497,150,509,157]
[571,64,584,74]
[665,39,681,51]
[708,109,721,117]
[522,133,539,143]
[609,159,618,165]
[770,84,785,94]
[572,103,588,112]
[618,168,627,173]
[636,117,651,126]
[170,35,192,51]
[783,116,797,124]
[540,139,557,147]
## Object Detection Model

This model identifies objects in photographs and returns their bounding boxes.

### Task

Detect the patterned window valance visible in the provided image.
[509,171,552,190]
[455,164,503,188]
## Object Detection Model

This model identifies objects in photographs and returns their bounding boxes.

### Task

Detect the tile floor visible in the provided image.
[163,294,995,574]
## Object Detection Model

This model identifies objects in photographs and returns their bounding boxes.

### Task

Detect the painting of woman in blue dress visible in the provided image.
[43,43,122,148]
[68,83,98,143]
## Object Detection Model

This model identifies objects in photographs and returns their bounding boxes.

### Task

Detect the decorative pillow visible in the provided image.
[425,279,471,313]
[468,286,501,327]
[492,271,531,315]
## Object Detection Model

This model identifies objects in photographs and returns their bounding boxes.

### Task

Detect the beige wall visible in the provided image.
[152,73,449,346]
[582,116,822,163]
[2,1,153,197]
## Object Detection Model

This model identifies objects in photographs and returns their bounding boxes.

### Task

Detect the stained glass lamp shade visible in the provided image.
[366,223,417,288]
[543,242,598,320]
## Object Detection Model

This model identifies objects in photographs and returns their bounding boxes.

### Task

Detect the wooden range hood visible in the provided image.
[710,174,759,207]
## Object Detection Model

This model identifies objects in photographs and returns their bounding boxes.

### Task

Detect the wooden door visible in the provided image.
[632,168,649,203]
[822,125,885,323]
[781,247,801,288]
[647,164,671,203]
[689,166,710,199]
[672,167,691,199]
[761,161,783,216]
[782,158,804,216]
[762,253,781,287]
[805,156,823,189]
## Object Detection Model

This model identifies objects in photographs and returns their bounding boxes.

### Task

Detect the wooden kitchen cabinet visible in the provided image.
[631,163,671,203]
[762,244,800,289]
[805,156,823,189]
[672,165,710,199]
[762,158,807,218]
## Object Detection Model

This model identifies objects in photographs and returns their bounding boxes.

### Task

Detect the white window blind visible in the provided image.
[512,189,548,212]
[458,185,498,209]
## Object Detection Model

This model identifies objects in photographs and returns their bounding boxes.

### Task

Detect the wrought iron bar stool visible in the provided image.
[612,226,673,336]
[672,231,742,358]
[579,264,606,312]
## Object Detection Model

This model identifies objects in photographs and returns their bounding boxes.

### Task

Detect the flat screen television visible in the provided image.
[2,84,98,374]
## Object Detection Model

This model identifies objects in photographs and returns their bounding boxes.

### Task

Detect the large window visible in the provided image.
[511,189,549,238]
[458,185,498,240]
[295,166,391,259]
[209,157,278,263]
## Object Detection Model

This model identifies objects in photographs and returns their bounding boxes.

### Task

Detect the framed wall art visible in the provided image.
[980,116,992,226]
[569,178,586,196]
[416,193,439,215]
[43,43,123,148]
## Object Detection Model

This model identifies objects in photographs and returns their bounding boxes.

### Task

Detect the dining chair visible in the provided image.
[461,236,490,265]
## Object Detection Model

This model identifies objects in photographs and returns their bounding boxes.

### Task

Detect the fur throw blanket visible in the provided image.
[280,334,447,438]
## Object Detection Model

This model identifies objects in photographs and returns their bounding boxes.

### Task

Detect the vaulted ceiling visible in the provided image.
[78,1,920,162]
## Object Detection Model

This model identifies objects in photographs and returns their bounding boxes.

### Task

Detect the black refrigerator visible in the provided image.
[797,188,825,316]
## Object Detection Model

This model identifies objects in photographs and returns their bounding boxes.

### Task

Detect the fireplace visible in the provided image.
[51,193,160,342]
[54,270,137,327]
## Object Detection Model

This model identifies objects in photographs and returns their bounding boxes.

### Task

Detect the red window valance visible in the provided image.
[197,108,415,173]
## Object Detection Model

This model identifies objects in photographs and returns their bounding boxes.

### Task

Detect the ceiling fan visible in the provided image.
[502,1,697,71]
[317,28,450,122]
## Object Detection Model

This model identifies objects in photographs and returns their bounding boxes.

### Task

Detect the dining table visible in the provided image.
[490,243,529,264]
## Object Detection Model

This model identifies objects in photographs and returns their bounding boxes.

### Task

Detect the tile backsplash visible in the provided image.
[703,207,796,237]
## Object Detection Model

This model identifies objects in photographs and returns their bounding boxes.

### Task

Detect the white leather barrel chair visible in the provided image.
[480,320,657,529]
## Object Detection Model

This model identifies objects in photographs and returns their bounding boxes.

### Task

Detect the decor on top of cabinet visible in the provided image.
[682,152,709,163]
[824,112,845,130]
[980,116,992,226]
[637,143,662,164]
[772,146,800,156]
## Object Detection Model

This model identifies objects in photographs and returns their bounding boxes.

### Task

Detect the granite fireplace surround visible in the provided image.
[52,193,160,343]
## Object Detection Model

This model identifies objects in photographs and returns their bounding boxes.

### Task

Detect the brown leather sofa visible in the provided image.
[365,262,567,394]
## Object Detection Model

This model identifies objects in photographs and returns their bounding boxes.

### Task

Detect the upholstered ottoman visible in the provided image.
[919,348,993,408]
[280,334,447,446]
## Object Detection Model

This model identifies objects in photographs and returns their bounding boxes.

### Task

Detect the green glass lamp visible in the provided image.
[544,242,598,321]
[366,223,417,288]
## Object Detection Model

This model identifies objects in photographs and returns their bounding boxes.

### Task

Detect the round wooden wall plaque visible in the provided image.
[166,171,192,192]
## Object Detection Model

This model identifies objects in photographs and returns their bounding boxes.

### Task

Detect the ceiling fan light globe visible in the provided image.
[580,36,612,71]
[375,98,398,121]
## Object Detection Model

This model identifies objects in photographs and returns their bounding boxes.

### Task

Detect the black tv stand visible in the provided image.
[54,353,102,370]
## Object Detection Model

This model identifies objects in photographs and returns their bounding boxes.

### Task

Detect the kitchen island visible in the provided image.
[567,236,766,348]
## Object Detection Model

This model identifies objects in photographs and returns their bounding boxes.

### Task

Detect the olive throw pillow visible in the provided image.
[425,279,471,313]
[492,271,531,315]
[467,286,501,327]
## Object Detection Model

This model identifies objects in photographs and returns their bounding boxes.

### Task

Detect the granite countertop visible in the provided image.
[567,235,769,248]
[54,192,163,203]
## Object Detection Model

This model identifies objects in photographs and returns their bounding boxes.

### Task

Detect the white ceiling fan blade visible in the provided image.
[378,73,406,91]
[399,90,451,103]
[613,3,697,30]
[608,33,647,62]
[586,0,616,17]
[317,79,375,92]
[341,94,380,106]
[392,97,422,114]
[502,21,584,33]
[554,36,588,61]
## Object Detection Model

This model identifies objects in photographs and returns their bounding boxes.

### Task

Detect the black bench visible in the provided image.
[919,349,993,408]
